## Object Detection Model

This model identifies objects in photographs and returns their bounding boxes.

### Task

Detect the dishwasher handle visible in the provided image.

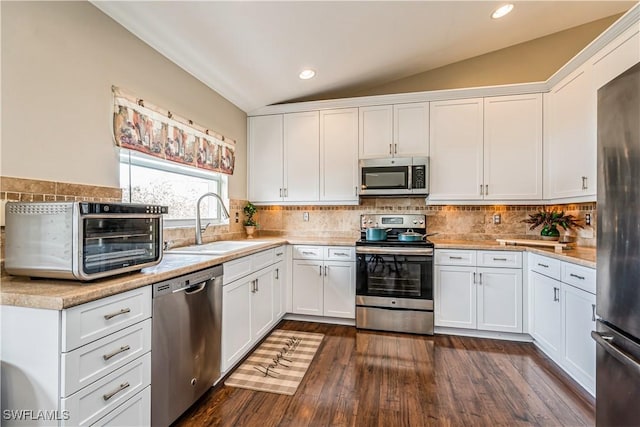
[174,280,210,295]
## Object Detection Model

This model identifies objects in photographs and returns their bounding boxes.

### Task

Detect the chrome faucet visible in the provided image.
[195,192,230,245]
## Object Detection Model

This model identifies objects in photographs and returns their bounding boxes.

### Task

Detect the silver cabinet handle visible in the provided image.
[570,273,585,280]
[592,304,596,322]
[334,252,349,257]
[473,272,476,284]
[279,188,283,197]
[493,257,507,261]
[389,144,393,155]
[319,265,322,276]
[103,345,131,361]
[537,263,549,268]
[302,251,314,255]
[553,287,559,302]
[104,308,130,320]
[275,268,279,280]
[478,272,483,285]
[355,186,358,197]
[324,266,328,276]
[255,278,259,292]
[284,188,288,197]
[480,184,484,196]
[394,144,398,154]
[449,256,463,260]
[592,331,640,376]
[485,184,488,196]
[581,176,588,190]
[103,382,130,401]
[251,280,256,293]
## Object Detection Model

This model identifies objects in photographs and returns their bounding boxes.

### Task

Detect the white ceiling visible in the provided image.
[92,1,636,113]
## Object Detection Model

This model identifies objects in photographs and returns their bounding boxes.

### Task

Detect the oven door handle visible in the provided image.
[356,247,433,256]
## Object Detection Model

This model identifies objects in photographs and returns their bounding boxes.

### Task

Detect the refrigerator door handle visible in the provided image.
[592,331,640,377]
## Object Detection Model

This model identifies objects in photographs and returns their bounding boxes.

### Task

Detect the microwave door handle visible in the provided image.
[408,166,412,190]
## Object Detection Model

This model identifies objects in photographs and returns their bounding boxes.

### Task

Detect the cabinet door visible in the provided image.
[434,265,476,329]
[284,111,319,202]
[394,102,429,157]
[248,115,283,203]
[477,267,523,333]
[359,105,393,158]
[544,64,596,199]
[251,268,274,340]
[292,260,324,315]
[320,108,359,201]
[272,261,285,320]
[429,98,484,201]
[562,283,596,395]
[483,94,542,200]
[222,279,252,372]
[323,261,355,319]
[530,271,562,359]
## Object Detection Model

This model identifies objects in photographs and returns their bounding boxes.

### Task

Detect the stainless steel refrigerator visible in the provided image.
[594,60,640,426]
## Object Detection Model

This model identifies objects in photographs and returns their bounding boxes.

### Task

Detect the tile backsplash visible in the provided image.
[0,176,596,276]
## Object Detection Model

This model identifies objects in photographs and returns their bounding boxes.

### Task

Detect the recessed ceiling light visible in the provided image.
[491,4,514,19]
[299,69,316,80]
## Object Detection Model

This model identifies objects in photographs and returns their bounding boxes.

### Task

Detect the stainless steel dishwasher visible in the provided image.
[151,264,223,427]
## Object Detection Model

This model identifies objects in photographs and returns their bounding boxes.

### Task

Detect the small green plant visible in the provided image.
[522,207,584,237]
[243,202,258,227]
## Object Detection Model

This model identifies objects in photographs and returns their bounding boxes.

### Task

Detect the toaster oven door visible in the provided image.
[81,216,162,276]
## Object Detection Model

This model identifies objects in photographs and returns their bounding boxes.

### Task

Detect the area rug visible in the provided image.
[224,329,324,395]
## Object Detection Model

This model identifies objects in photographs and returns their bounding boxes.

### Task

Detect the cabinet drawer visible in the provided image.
[529,253,561,280]
[224,256,253,284]
[61,352,151,426]
[477,251,522,268]
[91,386,150,427]
[252,248,275,271]
[435,250,476,266]
[325,246,355,261]
[293,245,323,260]
[562,262,596,294]
[61,319,151,397]
[62,287,151,352]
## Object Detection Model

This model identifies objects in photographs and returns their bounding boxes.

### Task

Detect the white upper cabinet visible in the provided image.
[591,23,640,91]
[284,111,320,202]
[248,115,283,203]
[359,103,429,159]
[393,102,430,157]
[544,63,596,200]
[320,108,359,202]
[429,98,484,200]
[483,94,543,200]
[358,105,394,158]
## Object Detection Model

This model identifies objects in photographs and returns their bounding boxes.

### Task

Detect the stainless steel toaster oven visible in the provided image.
[5,201,167,281]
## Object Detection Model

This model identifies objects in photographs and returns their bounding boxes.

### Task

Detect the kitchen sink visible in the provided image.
[166,240,269,255]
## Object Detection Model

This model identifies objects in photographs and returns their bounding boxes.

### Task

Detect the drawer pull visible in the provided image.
[537,263,549,268]
[276,252,284,257]
[449,256,463,260]
[553,287,559,302]
[570,273,586,280]
[493,257,508,261]
[275,268,279,280]
[334,252,349,257]
[302,251,315,255]
[103,308,131,320]
[592,304,596,322]
[103,345,131,361]
[103,382,130,401]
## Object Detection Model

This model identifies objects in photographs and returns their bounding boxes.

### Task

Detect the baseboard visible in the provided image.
[283,313,356,326]
[434,326,533,342]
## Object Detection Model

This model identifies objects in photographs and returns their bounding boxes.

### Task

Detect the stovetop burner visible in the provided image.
[357,213,434,248]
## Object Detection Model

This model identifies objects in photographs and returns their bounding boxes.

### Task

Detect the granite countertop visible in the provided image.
[2,236,595,310]
[430,239,596,268]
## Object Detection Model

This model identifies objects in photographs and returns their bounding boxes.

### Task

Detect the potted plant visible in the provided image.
[243,202,258,238]
[522,207,584,240]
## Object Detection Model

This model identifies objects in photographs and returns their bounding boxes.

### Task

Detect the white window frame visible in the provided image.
[119,149,229,228]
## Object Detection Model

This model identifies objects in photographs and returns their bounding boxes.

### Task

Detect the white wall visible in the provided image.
[0,1,247,199]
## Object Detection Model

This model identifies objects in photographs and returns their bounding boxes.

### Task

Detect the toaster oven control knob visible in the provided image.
[420,220,424,224]
[103,205,110,212]
[413,220,418,224]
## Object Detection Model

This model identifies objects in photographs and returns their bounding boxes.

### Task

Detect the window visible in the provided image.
[119,149,229,228]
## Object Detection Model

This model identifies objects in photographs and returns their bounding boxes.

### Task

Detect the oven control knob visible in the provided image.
[391,300,396,305]
[413,220,418,224]
[367,220,373,224]
[420,220,424,224]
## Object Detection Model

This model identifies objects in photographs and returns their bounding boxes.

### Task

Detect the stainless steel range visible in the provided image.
[355,214,434,335]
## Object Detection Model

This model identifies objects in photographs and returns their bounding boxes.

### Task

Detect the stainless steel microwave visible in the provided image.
[5,201,167,281]
[359,157,429,196]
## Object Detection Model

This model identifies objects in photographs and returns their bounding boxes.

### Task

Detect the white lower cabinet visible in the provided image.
[292,246,355,319]
[528,253,596,395]
[0,287,152,427]
[221,246,286,373]
[435,250,523,333]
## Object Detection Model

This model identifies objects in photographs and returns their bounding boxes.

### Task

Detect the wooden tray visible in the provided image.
[496,238,568,253]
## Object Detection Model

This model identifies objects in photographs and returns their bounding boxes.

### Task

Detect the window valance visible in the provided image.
[112,86,235,175]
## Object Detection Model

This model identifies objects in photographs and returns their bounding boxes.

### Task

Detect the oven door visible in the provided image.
[79,215,163,277]
[356,247,433,301]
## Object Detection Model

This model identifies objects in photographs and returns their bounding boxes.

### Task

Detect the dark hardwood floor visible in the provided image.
[175,321,595,427]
